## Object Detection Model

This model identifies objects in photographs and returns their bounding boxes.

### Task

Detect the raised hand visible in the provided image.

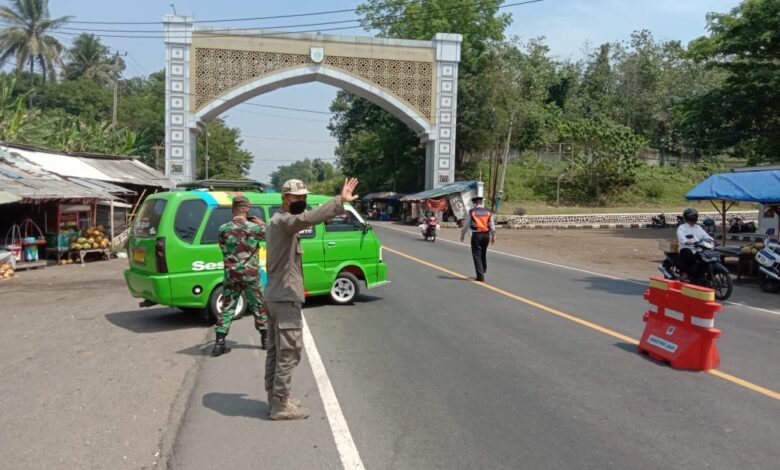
[340,177,360,202]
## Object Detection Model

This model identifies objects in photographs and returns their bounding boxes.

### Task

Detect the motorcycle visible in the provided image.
[729,216,757,233]
[702,218,717,237]
[658,237,733,300]
[651,213,669,229]
[676,215,685,227]
[419,218,440,242]
[755,239,780,293]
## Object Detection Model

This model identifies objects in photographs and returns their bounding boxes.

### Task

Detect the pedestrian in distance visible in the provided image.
[264,177,360,420]
[212,195,269,356]
[460,196,496,282]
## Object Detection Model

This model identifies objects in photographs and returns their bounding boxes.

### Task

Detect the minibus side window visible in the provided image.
[174,199,207,244]
[200,207,232,244]
[269,206,316,238]
[132,199,167,237]
[324,210,364,232]
[200,206,267,244]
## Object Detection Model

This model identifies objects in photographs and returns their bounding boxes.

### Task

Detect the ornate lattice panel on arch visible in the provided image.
[194,48,434,121]
[194,48,310,110]
[323,56,433,122]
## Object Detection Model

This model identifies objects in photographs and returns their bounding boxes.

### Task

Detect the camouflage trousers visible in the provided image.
[215,271,268,334]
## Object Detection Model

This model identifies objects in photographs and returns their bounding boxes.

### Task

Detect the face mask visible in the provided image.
[289,200,307,215]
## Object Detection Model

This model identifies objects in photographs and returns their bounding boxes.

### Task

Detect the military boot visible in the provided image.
[270,395,310,421]
[211,332,231,357]
[267,391,301,416]
[259,330,269,350]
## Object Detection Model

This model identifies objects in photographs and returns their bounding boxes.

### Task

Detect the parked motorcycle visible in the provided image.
[729,216,757,233]
[658,237,733,300]
[702,218,717,237]
[676,215,685,227]
[651,213,669,229]
[755,239,780,293]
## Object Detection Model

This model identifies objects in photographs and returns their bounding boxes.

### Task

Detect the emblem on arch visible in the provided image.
[310,46,324,63]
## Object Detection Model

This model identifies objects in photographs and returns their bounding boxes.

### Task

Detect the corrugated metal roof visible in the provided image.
[0,148,117,202]
[401,181,477,201]
[69,177,136,196]
[5,146,113,180]
[0,143,174,189]
[75,156,174,188]
[364,191,405,200]
[0,174,116,201]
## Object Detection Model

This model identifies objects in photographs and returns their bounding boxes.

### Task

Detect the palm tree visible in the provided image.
[0,0,72,82]
[65,33,116,85]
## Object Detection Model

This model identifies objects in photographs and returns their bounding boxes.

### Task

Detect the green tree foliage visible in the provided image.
[0,74,37,142]
[0,0,71,81]
[64,33,121,86]
[557,118,646,205]
[269,158,341,194]
[680,0,780,163]
[328,92,424,193]
[195,119,254,180]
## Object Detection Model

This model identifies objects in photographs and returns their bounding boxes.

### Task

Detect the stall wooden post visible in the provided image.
[710,199,734,246]
[110,199,115,242]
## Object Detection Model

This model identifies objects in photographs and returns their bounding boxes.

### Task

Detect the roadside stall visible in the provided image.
[401,181,480,224]
[685,168,780,282]
[363,192,405,220]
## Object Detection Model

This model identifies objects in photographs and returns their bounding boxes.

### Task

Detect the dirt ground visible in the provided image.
[0,259,211,469]
[494,226,675,279]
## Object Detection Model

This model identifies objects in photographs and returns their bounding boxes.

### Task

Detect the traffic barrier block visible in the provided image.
[638,277,722,371]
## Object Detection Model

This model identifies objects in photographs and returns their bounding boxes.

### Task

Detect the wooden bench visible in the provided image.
[715,245,757,281]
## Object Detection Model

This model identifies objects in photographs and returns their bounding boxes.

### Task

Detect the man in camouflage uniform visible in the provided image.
[212,195,268,357]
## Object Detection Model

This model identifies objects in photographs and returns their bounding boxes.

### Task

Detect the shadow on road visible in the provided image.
[301,294,384,311]
[436,275,470,282]
[105,307,207,333]
[575,276,647,296]
[202,392,269,420]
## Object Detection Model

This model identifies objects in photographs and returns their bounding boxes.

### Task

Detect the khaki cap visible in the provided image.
[282,179,310,195]
[232,195,250,209]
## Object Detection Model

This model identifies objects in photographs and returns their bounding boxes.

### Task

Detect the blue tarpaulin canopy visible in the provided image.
[686,169,780,204]
[401,181,477,202]
[686,168,780,244]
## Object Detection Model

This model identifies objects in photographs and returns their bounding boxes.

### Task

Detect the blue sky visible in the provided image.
[41,0,740,183]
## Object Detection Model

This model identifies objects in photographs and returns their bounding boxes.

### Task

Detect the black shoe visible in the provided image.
[260,330,269,350]
[476,276,485,282]
[211,332,231,357]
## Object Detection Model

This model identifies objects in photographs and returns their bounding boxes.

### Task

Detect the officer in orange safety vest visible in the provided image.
[460,196,496,282]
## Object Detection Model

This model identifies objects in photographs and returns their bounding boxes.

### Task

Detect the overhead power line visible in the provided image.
[4,0,542,40]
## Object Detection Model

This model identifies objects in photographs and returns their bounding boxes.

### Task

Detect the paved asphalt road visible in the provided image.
[172,224,779,470]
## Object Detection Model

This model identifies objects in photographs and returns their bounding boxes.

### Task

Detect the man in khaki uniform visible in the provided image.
[264,177,359,420]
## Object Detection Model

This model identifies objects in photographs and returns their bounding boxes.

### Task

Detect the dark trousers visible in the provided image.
[471,232,491,280]
[679,248,697,277]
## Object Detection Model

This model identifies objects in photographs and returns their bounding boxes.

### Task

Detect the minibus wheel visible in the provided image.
[209,285,248,321]
[330,272,361,305]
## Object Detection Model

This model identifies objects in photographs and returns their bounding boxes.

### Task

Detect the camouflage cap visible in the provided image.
[281,179,310,195]
[232,195,250,209]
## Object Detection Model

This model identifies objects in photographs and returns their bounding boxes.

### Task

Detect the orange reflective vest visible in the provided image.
[469,207,492,233]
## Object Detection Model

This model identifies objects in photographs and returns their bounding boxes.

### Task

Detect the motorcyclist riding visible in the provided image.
[419,210,439,240]
[677,207,714,279]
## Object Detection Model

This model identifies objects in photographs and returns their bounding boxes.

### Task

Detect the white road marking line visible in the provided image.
[376,223,780,317]
[302,315,366,470]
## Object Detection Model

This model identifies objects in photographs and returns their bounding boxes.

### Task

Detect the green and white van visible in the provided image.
[123,189,388,320]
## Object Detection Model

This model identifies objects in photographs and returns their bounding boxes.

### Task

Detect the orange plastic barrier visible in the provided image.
[638,276,722,370]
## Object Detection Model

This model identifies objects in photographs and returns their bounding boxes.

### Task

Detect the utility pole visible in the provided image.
[152,143,165,170]
[494,112,515,213]
[556,142,563,207]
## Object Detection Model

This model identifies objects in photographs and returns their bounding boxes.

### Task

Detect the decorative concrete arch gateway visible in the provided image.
[163,15,462,189]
